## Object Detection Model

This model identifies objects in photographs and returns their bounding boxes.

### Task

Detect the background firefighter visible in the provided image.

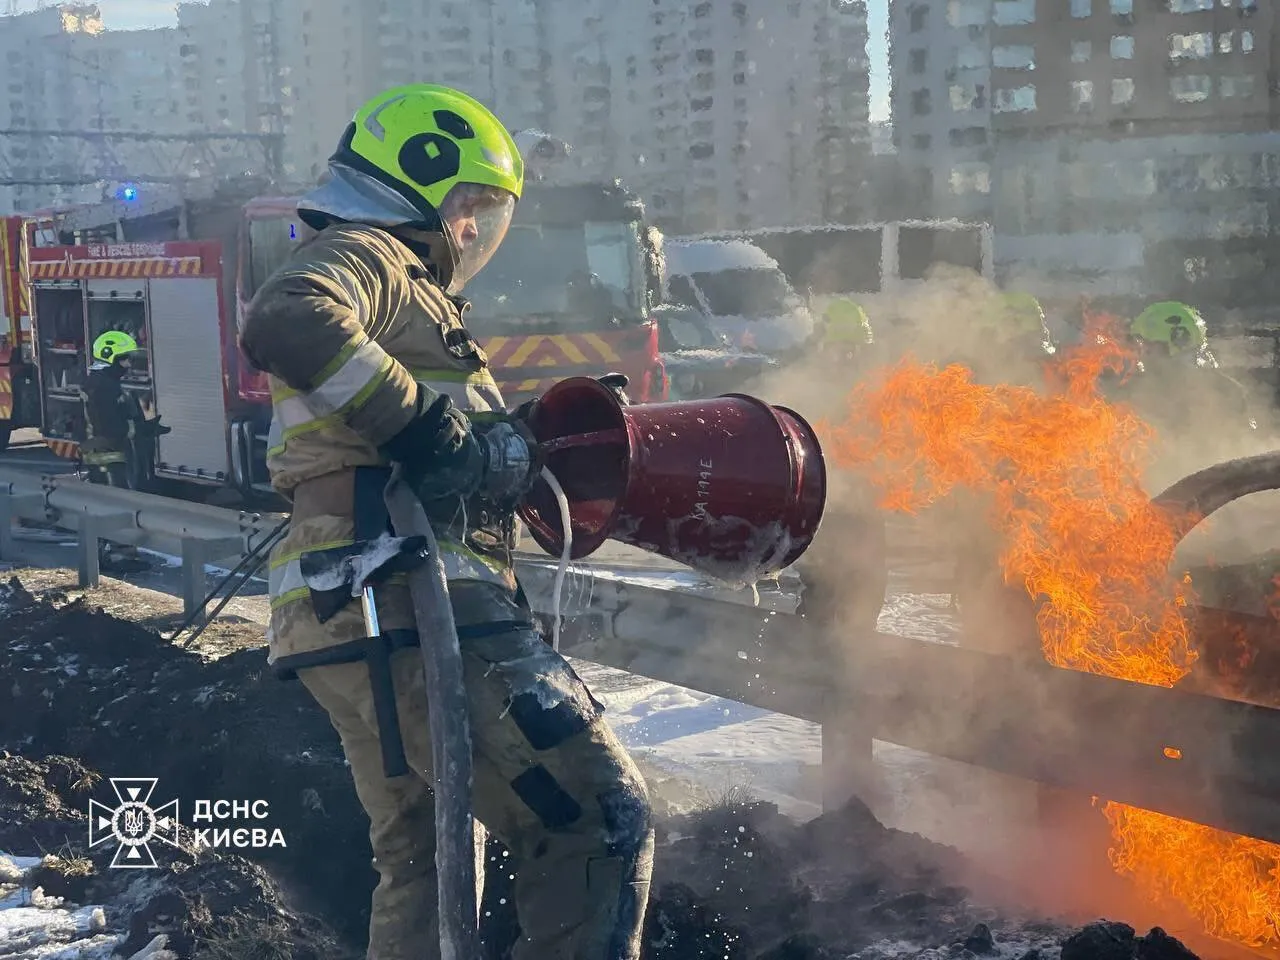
[79,331,171,570]
[80,330,167,489]
[237,83,653,960]
[1123,300,1256,432]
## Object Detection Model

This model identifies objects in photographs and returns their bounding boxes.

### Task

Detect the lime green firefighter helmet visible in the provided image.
[982,290,1056,355]
[318,83,525,292]
[92,330,140,364]
[1130,301,1208,356]
[823,297,874,346]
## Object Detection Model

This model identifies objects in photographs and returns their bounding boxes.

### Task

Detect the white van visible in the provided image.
[662,238,815,354]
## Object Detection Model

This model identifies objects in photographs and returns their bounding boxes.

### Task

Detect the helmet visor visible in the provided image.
[438,182,517,291]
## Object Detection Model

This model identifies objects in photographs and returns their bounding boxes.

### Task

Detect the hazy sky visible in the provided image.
[14,0,891,121]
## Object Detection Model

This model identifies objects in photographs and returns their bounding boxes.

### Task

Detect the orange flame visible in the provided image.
[817,313,1280,946]
[818,316,1198,684]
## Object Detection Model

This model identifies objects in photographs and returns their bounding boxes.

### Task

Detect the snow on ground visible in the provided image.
[0,854,125,959]
[569,583,988,836]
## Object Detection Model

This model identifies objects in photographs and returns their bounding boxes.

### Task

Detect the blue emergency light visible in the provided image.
[118,184,138,202]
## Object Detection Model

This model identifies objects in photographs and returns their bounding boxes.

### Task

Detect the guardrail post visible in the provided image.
[77,512,136,588]
[180,535,245,619]
[181,538,211,619]
[820,692,876,812]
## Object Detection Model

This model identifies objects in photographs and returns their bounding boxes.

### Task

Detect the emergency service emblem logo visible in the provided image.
[88,778,181,869]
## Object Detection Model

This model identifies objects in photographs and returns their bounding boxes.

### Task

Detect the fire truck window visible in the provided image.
[691,269,794,318]
[466,223,594,322]
[584,221,640,313]
[666,275,702,310]
[248,218,304,296]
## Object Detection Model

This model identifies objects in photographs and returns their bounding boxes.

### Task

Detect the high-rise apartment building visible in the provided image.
[611,0,872,232]
[984,0,1278,309]
[0,5,106,213]
[890,0,1278,312]
[889,0,995,220]
[3,0,873,235]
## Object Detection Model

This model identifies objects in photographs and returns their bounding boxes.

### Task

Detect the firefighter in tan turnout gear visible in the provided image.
[238,84,653,960]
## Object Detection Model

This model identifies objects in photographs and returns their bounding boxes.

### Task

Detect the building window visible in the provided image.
[1071,0,1090,17]
[911,88,933,114]
[993,0,1034,25]
[911,133,932,150]
[1109,0,1133,16]
[1217,32,1233,54]
[949,162,991,194]
[946,0,986,28]
[1071,40,1092,62]
[1111,77,1135,104]
[1168,0,1211,10]
[909,5,927,31]
[950,83,983,110]
[993,85,1035,112]
[993,44,1036,69]
[1110,35,1134,58]
[1242,30,1254,53]
[1219,75,1255,98]
[1170,74,1212,102]
[1169,33,1212,59]
[910,49,928,73]
[954,44,987,70]
[1070,79,1094,110]
[948,125,988,147]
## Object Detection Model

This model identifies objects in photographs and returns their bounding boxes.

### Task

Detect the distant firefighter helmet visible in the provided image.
[823,297,874,346]
[321,83,524,291]
[985,290,1056,355]
[92,330,140,365]
[1129,301,1208,356]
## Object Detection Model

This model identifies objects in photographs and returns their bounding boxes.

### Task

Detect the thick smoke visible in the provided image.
[735,264,1272,950]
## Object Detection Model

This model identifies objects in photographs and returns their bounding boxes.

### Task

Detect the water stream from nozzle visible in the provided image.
[540,465,573,652]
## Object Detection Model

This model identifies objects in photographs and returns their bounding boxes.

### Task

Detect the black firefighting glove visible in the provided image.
[381,385,540,505]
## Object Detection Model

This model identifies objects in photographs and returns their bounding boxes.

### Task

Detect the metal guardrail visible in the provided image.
[0,468,278,614]
[3,466,1280,847]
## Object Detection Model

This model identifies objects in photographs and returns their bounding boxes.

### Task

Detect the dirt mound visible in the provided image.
[0,575,378,947]
[0,753,350,959]
[0,573,1205,959]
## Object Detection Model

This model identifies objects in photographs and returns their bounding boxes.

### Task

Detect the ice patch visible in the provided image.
[0,854,121,959]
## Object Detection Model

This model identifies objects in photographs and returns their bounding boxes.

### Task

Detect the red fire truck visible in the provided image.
[18,159,667,501]
[0,214,43,450]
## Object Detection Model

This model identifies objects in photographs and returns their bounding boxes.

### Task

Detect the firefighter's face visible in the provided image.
[435,182,516,292]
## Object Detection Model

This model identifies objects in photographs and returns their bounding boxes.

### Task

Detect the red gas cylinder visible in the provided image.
[518,376,826,585]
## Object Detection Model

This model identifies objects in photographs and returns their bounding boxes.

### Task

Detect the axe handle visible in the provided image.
[383,471,482,960]
[359,584,380,637]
